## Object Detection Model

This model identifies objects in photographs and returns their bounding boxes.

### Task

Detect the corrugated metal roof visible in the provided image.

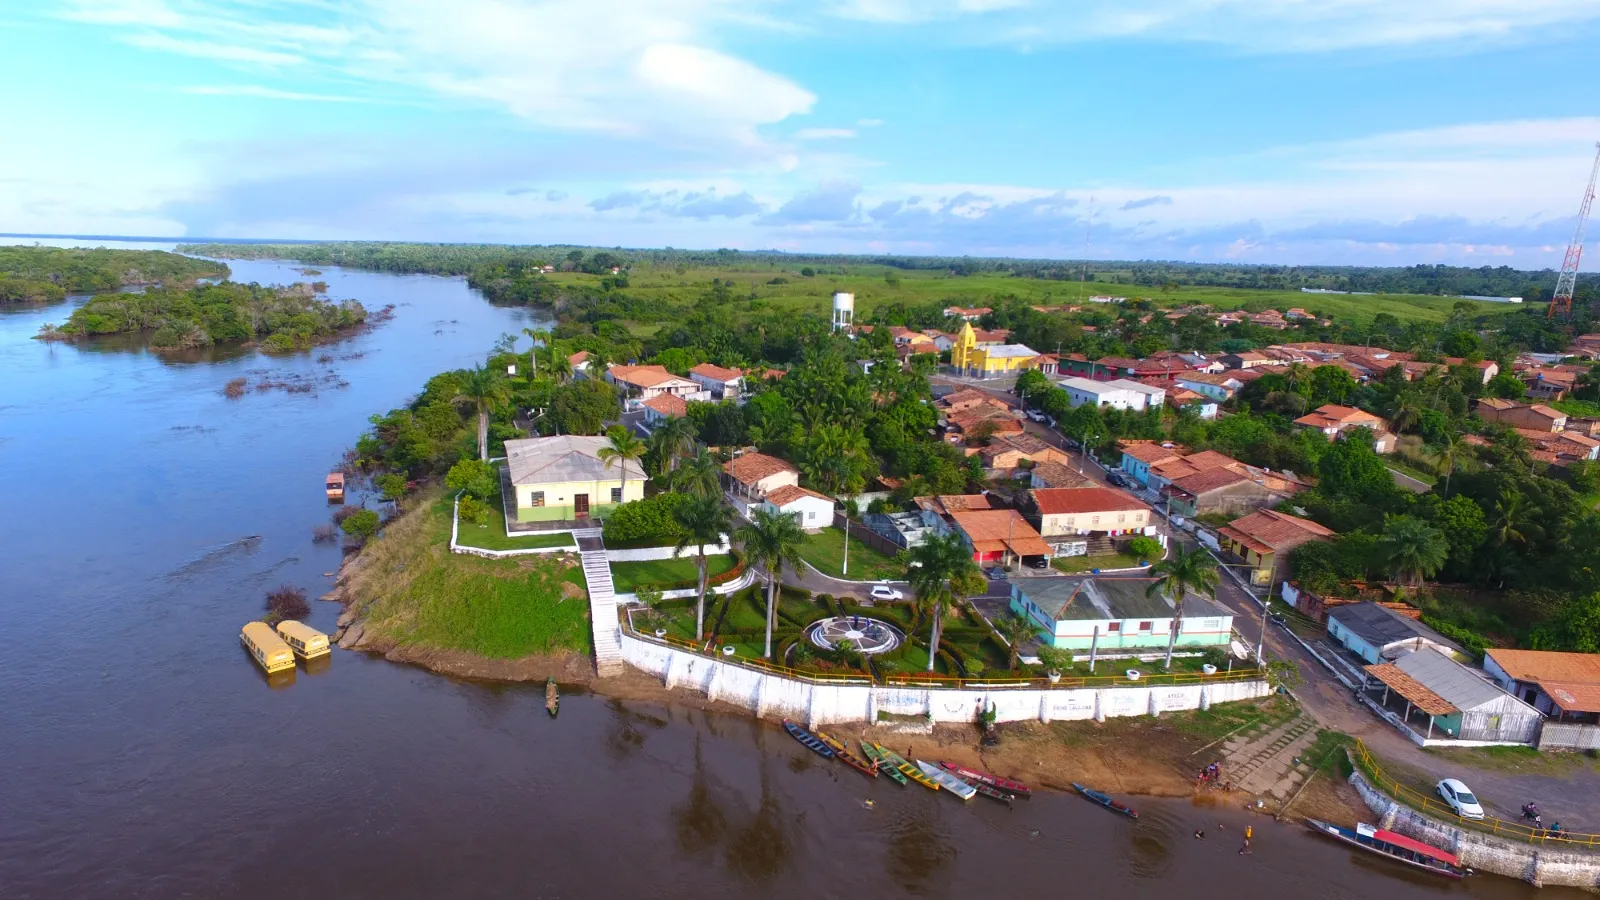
[505,435,644,485]
[1392,648,1523,713]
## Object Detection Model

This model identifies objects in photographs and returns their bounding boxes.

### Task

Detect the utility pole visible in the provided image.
[1256,574,1277,666]
[1550,142,1600,319]
[842,515,850,577]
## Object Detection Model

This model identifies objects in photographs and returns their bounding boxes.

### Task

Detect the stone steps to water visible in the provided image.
[579,547,624,676]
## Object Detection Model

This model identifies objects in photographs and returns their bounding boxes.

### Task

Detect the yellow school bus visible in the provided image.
[275,620,331,660]
[241,621,296,674]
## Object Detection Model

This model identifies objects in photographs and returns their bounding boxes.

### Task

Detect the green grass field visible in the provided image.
[453,514,577,552]
[358,495,592,659]
[534,264,1524,326]
[1052,551,1146,573]
[610,554,736,593]
[797,527,906,582]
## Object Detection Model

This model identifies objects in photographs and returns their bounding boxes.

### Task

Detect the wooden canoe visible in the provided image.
[1072,783,1138,819]
[1303,819,1465,879]
[861,741,908,785]
[783,720,836,760]
[937,762,1031,798]
[873,745,940,792]
[916,761,977,800]
[816,730,878,778]
[545,677,559,718]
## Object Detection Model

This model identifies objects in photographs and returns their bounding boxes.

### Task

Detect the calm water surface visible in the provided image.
[0,242,1576,898]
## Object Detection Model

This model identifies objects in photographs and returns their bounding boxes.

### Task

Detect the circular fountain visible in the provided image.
[806,616,905,655]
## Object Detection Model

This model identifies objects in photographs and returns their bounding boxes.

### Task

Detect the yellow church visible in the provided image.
[950,322,1044,378]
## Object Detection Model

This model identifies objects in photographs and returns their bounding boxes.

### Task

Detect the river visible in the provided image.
[0,241,1576,899]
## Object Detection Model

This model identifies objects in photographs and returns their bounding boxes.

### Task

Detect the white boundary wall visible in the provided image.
[605,541,729,562]
[620,631,1270,727]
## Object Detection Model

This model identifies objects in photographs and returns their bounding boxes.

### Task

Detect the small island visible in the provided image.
[40,280,370,351]
[1,245,228,303]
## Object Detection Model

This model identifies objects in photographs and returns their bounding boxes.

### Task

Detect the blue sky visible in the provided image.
[7,1,1600,266]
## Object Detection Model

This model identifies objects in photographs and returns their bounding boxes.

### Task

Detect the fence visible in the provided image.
[1539,722,1600,751]
[1349,740,1600,847]
[832,513,905,559]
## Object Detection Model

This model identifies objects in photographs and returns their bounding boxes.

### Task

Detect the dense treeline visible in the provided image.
[0,246,228,303]
[45,281,367,351]
[177,240,1593,301]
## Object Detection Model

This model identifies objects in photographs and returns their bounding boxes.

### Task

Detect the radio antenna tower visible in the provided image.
[1549,142,1600,319]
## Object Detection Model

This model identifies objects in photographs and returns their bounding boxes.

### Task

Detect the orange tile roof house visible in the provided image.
[980,432,1072,471]
[946,407,1024,437]
[605,364,703,408]
[947,508,1054,566]
[940,388,1013,414]
[760,484,835,532]
[1146,449,1238,488]
[1029,461,1094,490]
[688,362,744,399]
[1218,509,1334,585]
[1476,399,1567,433]
[641,392,687,425]
[722,451,800,502]
[1294,404,1395,454]
[1031,487,1151,543]
[1484,649,1600,720]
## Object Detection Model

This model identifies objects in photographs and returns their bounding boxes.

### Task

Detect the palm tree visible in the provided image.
[1387,391,1423,434]
[992,611,1040,671]
[906,532,984,672]
[672,449,723,499]
[598,426,646,504]
[1432,431,1463,496]
[586,347,612,376]
[652,414,697,473]
[454,364,509,461]
[522,327,549,378]
[733,508,807,659]
[1145,545,1220,671]
[1490,490,1538,548]
[548,350,574,384]
[1380,514,1449,588]
[674,494,734,643]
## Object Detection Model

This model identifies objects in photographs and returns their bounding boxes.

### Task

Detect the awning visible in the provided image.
[1365,663,1458,716]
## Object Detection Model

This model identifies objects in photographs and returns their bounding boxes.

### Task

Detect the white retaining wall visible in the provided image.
[605,541,729,562]
[620,631,1271,727]
[614,569,755,604]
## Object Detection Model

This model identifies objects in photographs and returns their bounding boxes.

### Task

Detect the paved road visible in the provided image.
[929,374,1114,487]
[1387,466,1432,494]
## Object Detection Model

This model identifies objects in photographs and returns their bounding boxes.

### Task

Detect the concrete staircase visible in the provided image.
[578,535,624,677]
[1221,713,1321,799]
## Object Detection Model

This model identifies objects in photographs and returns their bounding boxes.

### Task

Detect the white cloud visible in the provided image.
[181,84,364,102]
[125,31,303,66]
[795,127,857,140]
[856,118,884,127]
[826,0,1600,51]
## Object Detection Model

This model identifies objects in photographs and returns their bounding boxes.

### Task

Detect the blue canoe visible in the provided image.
[1072,783,1138,819]
[783,720,835,760]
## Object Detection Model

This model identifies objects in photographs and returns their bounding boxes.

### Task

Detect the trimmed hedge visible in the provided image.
[602,493,691,545]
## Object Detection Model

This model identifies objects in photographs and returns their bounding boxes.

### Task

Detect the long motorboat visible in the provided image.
[815,729,877,779]
[1072,783,1139,820]
[951,773,1015,804]
[1304,819,1466,879]
[916,761,978,800]
[937,762,1031,799]
[861,742,908,786]
[873,745,941,791]
[783,720,836,760]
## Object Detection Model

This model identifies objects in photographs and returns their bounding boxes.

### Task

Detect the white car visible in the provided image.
[869,585,903,601]
[1027,410,1047,423]
[1436,779,1484,819]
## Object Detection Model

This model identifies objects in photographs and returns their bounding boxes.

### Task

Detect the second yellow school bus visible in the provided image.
[275,621,331,660]
[241,621,296,674]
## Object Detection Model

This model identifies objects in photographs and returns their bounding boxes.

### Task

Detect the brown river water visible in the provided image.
[0,243,1582,899]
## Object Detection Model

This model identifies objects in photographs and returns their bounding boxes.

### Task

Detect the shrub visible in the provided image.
[266,584,310,619]
[602,493,691,544]
[332,505,363,526]
[457,495,492,525]
[375,473,408,501]
[445,458,499,500]
[1422,615,1489,660]
[341,508,381,540]
[1125,536,1162,560]
[223,377,248,398]
[311,523,337,543]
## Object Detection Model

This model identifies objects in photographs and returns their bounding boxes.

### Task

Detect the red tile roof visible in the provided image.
[1118,440,1188,464]
[690,362,742,382]
[1169,467,1251,496]
[609,364,692,389]
[1218,509,1334,554]
[765,484,833,507]
[723,452,799,485]
[1032,486,1149,516]
[643,393,687,417]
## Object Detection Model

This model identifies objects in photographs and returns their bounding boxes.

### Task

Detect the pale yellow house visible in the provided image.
[504,435,646,523]
[950,322,1042,378]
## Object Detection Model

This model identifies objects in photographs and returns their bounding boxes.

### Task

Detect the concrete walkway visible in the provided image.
[576,529,624,677]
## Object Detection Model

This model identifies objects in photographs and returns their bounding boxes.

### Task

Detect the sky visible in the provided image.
[6,1,1600,267]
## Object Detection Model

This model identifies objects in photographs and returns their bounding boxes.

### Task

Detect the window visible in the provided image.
[1106,622,1120,632]
[610,487,623,504]
[806,510,816,521]
[1117,513,1126,523]
[1091,515,1100,525]
[1138,621,1152,632]
[528,491,545,508]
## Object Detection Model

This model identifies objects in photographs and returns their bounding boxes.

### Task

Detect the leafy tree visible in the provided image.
[603,493,690,544]
[1531,593,1600,652]
[906,532,985,672]
[673,494,734,642]
[734,508,808,659]
[547,377,616,434]
[598,425,646,502]
[1146,545,1219,670]
[1379,515,1449,587]
[671,448,724,499]
[1125,535,1163,560]
[993,612,1039,671]
[1317,430,1398,506]
[341,509,380,540]
[375,473,408,501]
[1484,372,1527,400]
[445,458,499,500]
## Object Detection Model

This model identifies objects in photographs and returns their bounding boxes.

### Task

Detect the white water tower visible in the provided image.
[832,291,855,332]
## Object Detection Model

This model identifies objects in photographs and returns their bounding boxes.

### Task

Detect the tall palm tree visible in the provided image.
[522,327,549,379]
[907,532,984,672]
[1433,431,1463,496]
[1386,391,1423,434]
[733,508,807,659]
[1380,515,1449,588]
[454,364,509,461]
[652,414,697,473]
[1490,490,1538,548]
[1146,545,1220,671]
[672,448,723,498]
[548,350,574,384]
[598,426,646,504]
[993,611,1040,671]
[674,494,734,643]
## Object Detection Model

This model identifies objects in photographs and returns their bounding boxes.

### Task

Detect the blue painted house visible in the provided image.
[1117,441,1187,487]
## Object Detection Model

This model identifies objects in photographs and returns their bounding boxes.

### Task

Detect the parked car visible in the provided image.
[869,585,903,602]
[1026,410,1047,423]
[985,566,1008,580]
[1027,557,1051,570]
[1106,472,1130,488]
[1436,779,1485,819]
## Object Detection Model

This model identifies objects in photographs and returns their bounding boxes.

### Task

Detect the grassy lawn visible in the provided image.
[1052,552,1145,573]
[454,514,576,552]
[611,554,736,593]
[358,492,592,659]
[1166,694,1301,742]
[798,527,906,582]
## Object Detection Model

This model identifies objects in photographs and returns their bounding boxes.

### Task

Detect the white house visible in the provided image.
[1177,373,1244,402]
[642,393,687,429]
[1058,376,1156,412]
[606,364,705,410]
[1009,575,1234,653]
[689,363,743,400]
[761,484,835,532]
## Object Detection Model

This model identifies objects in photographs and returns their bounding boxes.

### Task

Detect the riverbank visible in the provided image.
[326,485,596,684]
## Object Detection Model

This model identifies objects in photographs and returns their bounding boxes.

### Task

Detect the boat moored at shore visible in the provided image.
[241,622,296,674]
[274,620,331,660]
[1303,818,1466,879]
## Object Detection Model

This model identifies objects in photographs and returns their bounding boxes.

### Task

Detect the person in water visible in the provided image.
[1194,829,1205,839]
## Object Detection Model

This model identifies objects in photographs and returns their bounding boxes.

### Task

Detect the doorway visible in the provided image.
[574,494,589,518]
